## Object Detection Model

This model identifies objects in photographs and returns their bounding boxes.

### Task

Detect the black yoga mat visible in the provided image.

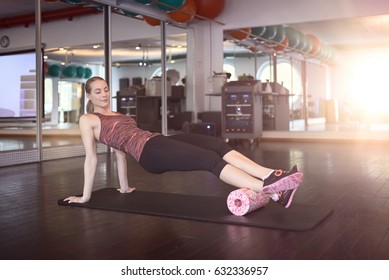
[58,188,333,231]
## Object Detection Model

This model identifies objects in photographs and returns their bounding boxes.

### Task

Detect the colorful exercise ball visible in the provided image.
[156,0,186,12]
[285,27,299,49]
[295,31,307,51]
[317,45,328,59]
[228,28,251,40]
[319,45,337,61]
[262,25,277,40]
[307,34,320,55]
[76,66,85,78]
[168,0,196,23]
[272,25,286,43]
[63,65,77,78]
[302,34,313,53]
[194,0,224,20]
[143,15,161,26]
[122,10,138,17]
[48,64,61,77]
[251,26,267,38]
[43,62,49,75]
[273,36,289,51]
[84,67,92,79]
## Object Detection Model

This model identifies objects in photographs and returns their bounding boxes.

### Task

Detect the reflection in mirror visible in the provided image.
[111,32,188,134]
[43,9,188,136]
[1,1,191,166]
[0,49,38,165]
[223,24,336,132]
[224,17,389,134]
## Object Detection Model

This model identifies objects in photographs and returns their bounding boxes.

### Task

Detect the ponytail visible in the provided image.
[86,99,94,114]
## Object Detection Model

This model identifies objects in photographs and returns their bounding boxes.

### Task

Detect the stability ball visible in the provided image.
[168,0,196,23]
[143,16,161,26]
[157,0,186,12]
[122,10,138,17]
[194,0,224,20]
[251,26,267,38]
[307,34,320,55]
[320,45,336,61]
[84,67,92,79]
[272,25,286,43]
[273,36,289,51]
[295,31,307,51]
[302,34,313,53]
[262,25,277,40]
[76,66,85,78]
[285,27,299,49]
[43,62,49,75]
[317,45,327,59]
[228,28,251,40]
[48,64,61,77]
[63,65,77,78]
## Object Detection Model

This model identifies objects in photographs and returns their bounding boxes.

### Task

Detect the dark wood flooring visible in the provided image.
[1,140,389,260]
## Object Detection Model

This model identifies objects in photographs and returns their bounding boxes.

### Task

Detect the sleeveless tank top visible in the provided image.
[93,113,160,162]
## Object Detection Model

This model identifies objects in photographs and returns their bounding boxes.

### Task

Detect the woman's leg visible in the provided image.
[141,135,302,207]
[223,150,274,180]
[168,134,303,206]
[139,135,264,192]
[169,134,274,180]
[219,164,264,192]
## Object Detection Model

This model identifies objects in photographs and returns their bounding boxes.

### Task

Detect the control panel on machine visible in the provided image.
[221,81,262,141]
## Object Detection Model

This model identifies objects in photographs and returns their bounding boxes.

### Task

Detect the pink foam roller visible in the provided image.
[227,188,270,216]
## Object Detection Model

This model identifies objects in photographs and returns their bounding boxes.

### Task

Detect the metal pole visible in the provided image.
[103,5,112,92]
[160,20,168,135]
[273,52,277,86]
[254,51,257,78]
[35,0,43,161]
[301,60,308,128]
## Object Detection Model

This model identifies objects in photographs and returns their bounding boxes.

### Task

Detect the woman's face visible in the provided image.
[88,79,110,109]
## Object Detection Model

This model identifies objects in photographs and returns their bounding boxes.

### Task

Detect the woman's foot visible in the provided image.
[262,165,303,195]
[272,189,298,208]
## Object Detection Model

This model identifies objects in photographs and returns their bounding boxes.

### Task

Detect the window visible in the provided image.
[257,58,302,115]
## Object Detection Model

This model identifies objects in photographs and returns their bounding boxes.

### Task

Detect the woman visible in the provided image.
[64,77,303,208]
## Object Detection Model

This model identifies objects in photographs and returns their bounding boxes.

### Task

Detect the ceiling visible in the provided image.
[2,0,389,65]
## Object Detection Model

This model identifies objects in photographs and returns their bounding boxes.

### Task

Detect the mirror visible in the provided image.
[223,15,389,133]
[41,9,188,149]
[0,2,190,166]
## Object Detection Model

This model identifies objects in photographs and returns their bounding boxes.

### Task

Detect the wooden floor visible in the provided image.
[1,140,389,260]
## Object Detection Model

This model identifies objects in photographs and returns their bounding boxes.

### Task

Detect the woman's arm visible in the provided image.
[114,149,136,193]
[64,115,98,203]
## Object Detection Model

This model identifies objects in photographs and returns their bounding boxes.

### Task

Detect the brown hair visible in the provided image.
[85,76,106,114]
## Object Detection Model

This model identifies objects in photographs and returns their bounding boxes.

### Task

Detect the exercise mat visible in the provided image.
[58,188,333,231]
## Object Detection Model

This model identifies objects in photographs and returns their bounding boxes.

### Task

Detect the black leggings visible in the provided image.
[139,134,233,177]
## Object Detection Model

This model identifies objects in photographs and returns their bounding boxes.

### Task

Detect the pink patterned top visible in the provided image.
[93,113,160,162]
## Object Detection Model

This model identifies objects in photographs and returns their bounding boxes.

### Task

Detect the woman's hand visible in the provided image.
[117,187,136,194]
[63,196,89,204]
